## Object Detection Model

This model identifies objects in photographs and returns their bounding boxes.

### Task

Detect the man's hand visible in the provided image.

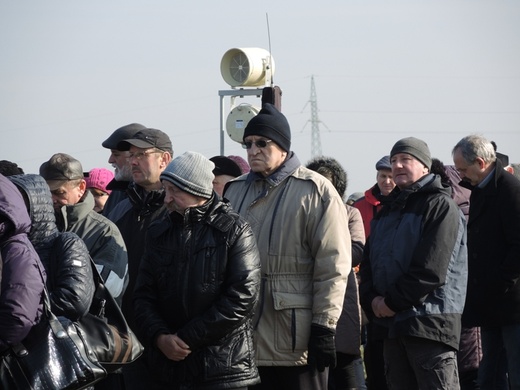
[371,296,396,318]
[156,333,191,362]
[307,324,336,373]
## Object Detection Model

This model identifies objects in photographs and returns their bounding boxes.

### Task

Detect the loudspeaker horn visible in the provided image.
[220,48,275,87]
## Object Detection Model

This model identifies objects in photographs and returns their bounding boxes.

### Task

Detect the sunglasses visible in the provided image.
[242,139,273,149]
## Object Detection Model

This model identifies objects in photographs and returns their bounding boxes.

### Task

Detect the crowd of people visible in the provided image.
[1,103,520,390]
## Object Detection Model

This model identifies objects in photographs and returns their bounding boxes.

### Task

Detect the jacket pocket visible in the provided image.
[201,327,255,380]
[272,291,312,353]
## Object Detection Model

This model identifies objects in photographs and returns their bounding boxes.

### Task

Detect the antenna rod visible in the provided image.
[266,13,274,86]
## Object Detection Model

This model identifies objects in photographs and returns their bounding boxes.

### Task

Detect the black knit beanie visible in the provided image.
[243,103,291,152]
[390,137,432,169]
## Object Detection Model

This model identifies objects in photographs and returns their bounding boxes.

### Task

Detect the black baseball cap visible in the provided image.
[117,128,173,154]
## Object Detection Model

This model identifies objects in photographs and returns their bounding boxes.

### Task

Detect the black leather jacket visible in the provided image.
[134,194,261,389]
[8,174,95,320]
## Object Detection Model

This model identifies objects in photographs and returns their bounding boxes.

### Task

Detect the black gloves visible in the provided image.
[307,324,336,372]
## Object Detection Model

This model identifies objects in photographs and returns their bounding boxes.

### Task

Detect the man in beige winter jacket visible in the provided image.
[224,103,351,390]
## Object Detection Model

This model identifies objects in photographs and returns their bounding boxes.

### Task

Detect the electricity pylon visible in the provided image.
[302,75,328,157]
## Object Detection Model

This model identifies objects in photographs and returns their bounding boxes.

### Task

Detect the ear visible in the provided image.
[78,179,87,197]
[160,152,172,169]
[505,165,514,174]
[476,157,487,170]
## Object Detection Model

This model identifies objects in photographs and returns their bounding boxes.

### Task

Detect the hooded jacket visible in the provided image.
[224,152,351,366]
[359,174,468,350]
[134,195,261,388]
[8,174,94,320]
[0,174,45,351]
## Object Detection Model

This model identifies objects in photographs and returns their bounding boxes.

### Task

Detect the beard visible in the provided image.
[114,163,133,181]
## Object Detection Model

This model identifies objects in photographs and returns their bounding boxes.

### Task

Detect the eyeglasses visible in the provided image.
[127,150,163,161]
[242,139,273,149]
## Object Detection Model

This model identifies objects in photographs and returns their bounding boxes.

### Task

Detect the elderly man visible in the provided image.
[453,134,520,389]
[359,137,468,389]
[106,127,173,390]
[101,123,146,216]
[39,153,128,305]
[223,103,351,390]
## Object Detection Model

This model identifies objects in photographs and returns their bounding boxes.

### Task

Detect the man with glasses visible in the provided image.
[101,123,146,216]
[106,127,173,390]
[39,153,128,306]
[223,103,351,390]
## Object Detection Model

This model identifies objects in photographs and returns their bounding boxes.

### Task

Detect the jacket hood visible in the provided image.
[7,174,59,251]
[0,174,32,241]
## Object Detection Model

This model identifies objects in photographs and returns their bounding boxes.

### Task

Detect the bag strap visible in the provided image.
[10,264,68,358]
[33,260,67,337]
[87,255,114,317]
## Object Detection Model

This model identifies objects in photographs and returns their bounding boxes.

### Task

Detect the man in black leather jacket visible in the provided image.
[134,151,261,390]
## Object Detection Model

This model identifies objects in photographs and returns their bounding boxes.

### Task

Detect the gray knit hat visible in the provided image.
[160,152,215,199]
[390,137,432,169]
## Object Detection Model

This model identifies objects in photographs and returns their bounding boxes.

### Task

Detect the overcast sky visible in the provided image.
[1,1,519,195]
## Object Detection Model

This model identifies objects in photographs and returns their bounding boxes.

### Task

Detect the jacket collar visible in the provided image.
[127,181,165,209]
[106,178,130,191]
[62,191,95,226]
[245,152,301,187]
[170,193,224,226]
[461,158,503,196]
[388,173,445,209]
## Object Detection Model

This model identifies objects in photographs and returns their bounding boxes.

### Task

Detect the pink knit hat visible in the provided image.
[85,168,114,194]
[227,155,250,174]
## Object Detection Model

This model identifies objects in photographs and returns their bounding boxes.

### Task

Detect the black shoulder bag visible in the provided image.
[0,257,107,389]
[79,258,144,373]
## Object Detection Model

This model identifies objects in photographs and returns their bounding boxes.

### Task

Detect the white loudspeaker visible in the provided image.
[226,103,260,143]
[220,48,275,87]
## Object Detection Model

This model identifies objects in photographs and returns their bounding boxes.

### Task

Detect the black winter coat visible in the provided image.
[8,174,95,320]
[107,182,167,330]
[134,195,261,389]
[462,160,520,327]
